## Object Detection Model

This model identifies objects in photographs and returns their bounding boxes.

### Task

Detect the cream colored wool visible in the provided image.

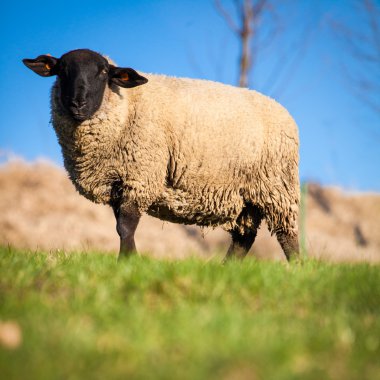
[51,72,299,236]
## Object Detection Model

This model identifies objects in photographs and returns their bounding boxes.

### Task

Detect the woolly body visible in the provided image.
[51,73,299,236]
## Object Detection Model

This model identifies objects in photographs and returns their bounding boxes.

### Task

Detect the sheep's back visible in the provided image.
[135,74,298,182]
[137,75,268,179]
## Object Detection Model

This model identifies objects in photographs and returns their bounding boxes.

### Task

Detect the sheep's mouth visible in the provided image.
[58,100,91,122]
[69,111,90,122]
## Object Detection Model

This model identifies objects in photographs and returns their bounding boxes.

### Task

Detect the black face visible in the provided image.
[57,50,109,121]
[23,49,148,122]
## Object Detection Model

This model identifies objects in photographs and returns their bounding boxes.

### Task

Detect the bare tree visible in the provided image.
[215,0,271,87]
[330,0,380,114]
[214,0,319,100]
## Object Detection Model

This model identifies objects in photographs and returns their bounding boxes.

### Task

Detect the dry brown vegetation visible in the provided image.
[1,159,379,262]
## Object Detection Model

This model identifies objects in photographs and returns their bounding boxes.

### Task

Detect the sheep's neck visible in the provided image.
[51,84,128,203]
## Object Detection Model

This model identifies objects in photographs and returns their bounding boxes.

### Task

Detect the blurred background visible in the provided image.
[1,0,379,261]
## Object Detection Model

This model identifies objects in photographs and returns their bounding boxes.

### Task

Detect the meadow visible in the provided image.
[1,248,379,380]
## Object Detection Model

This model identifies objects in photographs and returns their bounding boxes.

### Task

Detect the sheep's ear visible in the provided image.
[109,66,148,88]
[22,55,59,77]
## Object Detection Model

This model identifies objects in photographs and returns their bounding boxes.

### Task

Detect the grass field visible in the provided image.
[0,248,379,380]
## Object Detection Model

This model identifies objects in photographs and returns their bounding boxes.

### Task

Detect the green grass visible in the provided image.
[0,248,379,380]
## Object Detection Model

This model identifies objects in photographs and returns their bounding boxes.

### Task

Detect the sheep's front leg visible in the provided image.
[113,203,141,259]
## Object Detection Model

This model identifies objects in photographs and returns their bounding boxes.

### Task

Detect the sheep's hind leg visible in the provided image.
[223,204,263,262]
[113,203,141,260]
[276,231,300,262]
[224,229,257,262]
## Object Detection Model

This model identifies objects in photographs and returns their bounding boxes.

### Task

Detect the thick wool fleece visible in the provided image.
[51,72,299,236]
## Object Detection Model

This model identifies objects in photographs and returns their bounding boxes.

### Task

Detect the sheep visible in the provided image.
[23,48,300,261]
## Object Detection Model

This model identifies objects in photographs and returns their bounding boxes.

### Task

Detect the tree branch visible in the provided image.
[214,0,240,34]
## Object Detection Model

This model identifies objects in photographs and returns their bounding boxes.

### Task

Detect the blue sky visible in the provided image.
[1,0,379,191]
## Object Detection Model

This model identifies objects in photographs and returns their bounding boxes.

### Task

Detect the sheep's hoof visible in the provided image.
[117,240,138,261]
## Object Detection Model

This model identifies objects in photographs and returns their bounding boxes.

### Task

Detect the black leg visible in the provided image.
[224,229,257,261]
[224,204,262,262]
[113,203,141,259]
[276,231,300,262]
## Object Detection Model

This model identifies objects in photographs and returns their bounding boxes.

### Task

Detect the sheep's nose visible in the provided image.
[71,99,87,110]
